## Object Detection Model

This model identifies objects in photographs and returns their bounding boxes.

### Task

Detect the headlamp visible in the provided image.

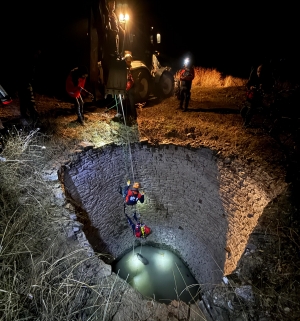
[184,58,190,66]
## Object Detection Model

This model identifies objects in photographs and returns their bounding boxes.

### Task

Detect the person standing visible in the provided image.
[178,57,195,112]
[124,53,136,120]
[66,66,93,125]
[18,48,41,125]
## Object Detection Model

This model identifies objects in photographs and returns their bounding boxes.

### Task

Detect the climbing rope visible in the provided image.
[119,94,135,182]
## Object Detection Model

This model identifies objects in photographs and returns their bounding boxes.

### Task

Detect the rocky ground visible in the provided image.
[1,84,299,320]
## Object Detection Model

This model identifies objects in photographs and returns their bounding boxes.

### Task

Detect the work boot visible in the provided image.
[77,116,85,125]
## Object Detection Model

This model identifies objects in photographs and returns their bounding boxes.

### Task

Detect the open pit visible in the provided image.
[63,142,286,296]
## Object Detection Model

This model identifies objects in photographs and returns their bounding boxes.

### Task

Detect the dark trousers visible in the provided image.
[18,82,39,121]
[125,88,136,119]
[179,87,191,110]
[74,95,84,119]
[244,95,264,126]
[126,213,139,232]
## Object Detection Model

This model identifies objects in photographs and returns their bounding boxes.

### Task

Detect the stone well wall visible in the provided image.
[63,143,286,288]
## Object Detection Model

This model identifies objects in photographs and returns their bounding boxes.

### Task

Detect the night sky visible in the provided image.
[1,0,299,92]
[144,0,300,75]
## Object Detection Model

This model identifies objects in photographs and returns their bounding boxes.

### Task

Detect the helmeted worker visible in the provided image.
[178,57,195,112]
[126,212,151,238]
[66,66,93,125]
[124,53,137,119]
[120,180,144,206]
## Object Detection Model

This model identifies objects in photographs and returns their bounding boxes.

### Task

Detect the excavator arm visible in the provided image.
[89,0,127,99]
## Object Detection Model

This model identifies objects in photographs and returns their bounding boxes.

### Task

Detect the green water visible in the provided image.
[112,245,200,304]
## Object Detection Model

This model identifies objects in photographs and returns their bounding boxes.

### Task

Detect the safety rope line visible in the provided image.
[118,94,142,221]
[119,94,135,182]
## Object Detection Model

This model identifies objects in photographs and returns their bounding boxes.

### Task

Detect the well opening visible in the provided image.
[62,142,285,300]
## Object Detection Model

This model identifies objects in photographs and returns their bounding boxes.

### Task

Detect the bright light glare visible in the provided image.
[184,58,190,65]
[119,13,129,22]
[153,250,174,272]
[126,253,144,271]
[132,270,153,294]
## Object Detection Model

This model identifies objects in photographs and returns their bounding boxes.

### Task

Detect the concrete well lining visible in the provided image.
[63,143,286,289]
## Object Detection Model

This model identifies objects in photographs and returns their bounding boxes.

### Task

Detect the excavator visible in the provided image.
[89,0,174,103]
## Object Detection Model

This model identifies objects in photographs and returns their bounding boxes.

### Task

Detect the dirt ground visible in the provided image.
[1,84,299,320]
[0,85,287,166]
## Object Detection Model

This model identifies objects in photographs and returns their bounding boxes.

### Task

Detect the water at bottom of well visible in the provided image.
[113,245,200,304]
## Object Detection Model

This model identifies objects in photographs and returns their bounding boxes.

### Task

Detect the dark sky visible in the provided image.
[1,0,299,85]
[143,0,300,75]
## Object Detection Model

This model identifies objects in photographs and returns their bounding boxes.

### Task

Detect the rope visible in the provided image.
[119,94,135,181]
[118,94,143,218]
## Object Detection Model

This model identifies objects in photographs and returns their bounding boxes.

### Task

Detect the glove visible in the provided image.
[127,180,130,186]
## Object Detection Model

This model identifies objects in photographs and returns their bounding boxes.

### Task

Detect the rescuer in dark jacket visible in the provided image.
[179,57,195,111]
[120,180,144,206]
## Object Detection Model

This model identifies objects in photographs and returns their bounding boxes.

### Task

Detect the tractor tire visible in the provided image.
[132,69,151,103]
[159,72,174,98]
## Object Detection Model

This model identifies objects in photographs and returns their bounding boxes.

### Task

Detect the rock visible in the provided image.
[224,157,231,164]
[227,300,234,310]
[235,285,255,303]
[197,301,214,321]
[67,229,75,239]
[41,169,58,181]
[246,243,257,251]
[77,141,95,150]
[65,203,75,210]
[73,221,83,228]
[244,248,251,256]
[284,307,291,313]
[70,214,77,220]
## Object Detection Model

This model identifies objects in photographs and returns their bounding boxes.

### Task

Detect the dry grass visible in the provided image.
[0,68,299,320]
[0,130,128,320]
[175,67,247,87]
